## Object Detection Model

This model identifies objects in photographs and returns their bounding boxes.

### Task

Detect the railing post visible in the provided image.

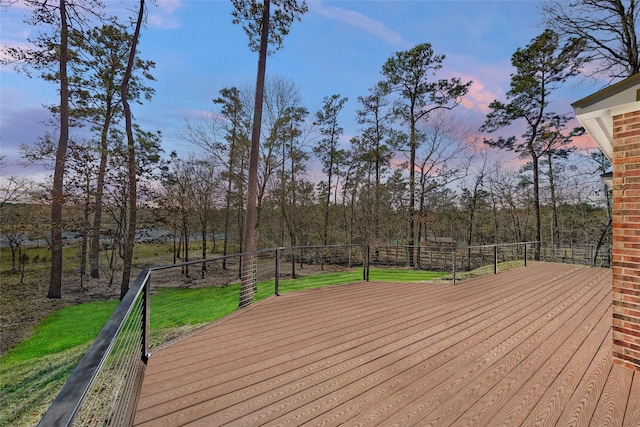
[452,246,457,284]
[524,243,528,267]
[494,245,498,275]
[363,245,370,281]
[275,248,281,296]
[142,275,150,362]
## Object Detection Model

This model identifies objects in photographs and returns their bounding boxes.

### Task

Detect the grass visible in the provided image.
[0,345,89,427]
[0,300,118,427]
[1,300,119,365]
[0,265,483,426]
[368,268,450,282]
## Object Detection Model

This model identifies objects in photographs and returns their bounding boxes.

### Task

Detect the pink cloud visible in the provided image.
[439,54,512,115]
[459,80,499,114]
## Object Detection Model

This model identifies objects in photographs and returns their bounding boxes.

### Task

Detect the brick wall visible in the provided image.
[612,109,640,371]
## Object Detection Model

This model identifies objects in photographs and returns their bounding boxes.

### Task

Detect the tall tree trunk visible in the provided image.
[48,0,69,299]
[408,125,416,268]
[222,187,232,268]
[547,153,559,246]
[80,175,91,289]
[222,135,237,269]
[531,151,541,260]
[89,107,113,278]
[280,138,287,246]
[201,214,207,278]
[182,212,189,277]
[375,138,381,241]
[120,0,144,299]
[324,165,332,247]
[416,176,425,270]
[240,0,270,308]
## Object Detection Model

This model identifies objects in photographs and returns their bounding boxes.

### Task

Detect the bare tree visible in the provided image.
[0,176,34,209]
[187,157,221,278]
[541,0,640,79]
[183,86,251,269]
[413,111,474,266]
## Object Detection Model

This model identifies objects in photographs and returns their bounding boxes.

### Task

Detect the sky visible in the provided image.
[0,0,609,181]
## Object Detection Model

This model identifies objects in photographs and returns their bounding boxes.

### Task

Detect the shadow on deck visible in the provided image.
[133,262,640,426]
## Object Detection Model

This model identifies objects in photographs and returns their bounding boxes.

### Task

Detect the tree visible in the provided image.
[535,120,577,247]
[583,150,613,263]
[161,154,198,277]
[69,22,155,279]
[2,0,104,297]
[0,176,34,209]
[0,177,38,277]
[413,111,474,266]
[256,76,306,246]
[119,0,146,298]
[481,29,586,259]
[182,86,252,269]
[63,138,99,288]
[50,0,69,298]
[541,0,640,79]
[352,83,398,242]
[188,157,221,278]
[231,0,307,308]
[313,94,349,248]
[487,167,534,243]
[269,103,309,247]
[380,43,472,266]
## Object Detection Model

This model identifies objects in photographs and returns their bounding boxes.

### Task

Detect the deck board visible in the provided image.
[134,262,639,426]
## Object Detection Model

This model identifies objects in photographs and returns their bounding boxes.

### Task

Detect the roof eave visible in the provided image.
[572,74,640,162]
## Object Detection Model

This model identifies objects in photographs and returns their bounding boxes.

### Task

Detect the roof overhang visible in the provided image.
[572,73,640,162]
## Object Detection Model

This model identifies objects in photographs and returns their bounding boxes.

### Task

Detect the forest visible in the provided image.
[1,0,638,300]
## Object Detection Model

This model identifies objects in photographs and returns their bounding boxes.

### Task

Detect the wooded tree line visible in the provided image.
[1,0,637,299]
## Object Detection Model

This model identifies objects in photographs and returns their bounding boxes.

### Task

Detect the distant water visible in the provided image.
[0,229,226,248]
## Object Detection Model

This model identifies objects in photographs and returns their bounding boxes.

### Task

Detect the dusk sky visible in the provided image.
[1,0,609,181]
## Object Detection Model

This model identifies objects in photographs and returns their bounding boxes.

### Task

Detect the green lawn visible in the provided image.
[0,300,118,426]
[1,300,119,364]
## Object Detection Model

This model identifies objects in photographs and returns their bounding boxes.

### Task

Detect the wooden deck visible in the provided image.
[133,262,640,426]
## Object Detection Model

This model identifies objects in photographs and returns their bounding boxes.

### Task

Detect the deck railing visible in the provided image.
[39,240,604,426]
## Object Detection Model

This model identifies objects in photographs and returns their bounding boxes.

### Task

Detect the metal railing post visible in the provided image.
[275,248,281,296]
[494,245,498,275]
[364,245,370,281]
[142,276,150,363]
[452,246,457,284]
[524,243,528,266]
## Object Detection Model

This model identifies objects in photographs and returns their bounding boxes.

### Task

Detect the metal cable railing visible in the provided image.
[39,240,606,425]
[37,269,151,426]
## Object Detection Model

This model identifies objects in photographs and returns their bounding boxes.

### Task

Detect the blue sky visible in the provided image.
[1,0,606,180]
